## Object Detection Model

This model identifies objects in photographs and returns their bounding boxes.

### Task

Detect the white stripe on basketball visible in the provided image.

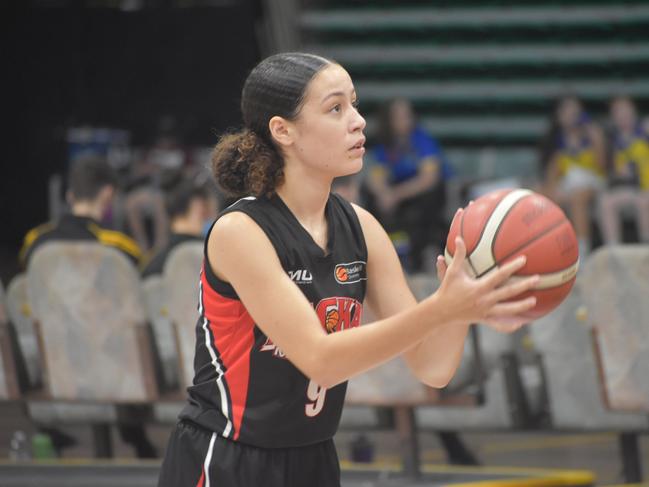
[509,259,579,290]
[444,246,477,278]
[203,432,217,487]
[469,189,533,276]
[198,278,233,438]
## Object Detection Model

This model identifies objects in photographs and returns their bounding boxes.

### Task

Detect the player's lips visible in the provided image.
[349,137,366,151]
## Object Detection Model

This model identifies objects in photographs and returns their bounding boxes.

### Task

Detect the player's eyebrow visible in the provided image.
[321,89,356,105]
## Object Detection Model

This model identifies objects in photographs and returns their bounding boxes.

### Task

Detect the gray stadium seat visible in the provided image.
[6,274,41,387]
[530,273,648,430]
[141,275,180,390]
[0,280,20,400]
[26,242,158,404]
[580,245,649,413]
[163,241,203,388]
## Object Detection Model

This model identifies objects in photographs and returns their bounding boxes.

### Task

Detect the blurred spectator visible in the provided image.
[366,98,449,272]
[18,156,157,458]
[120,116,189,254]
[20,156,141,267]
[332,174,361,204]
[141,176,216,277]
[598,96,649,244]
[539,96,606,256]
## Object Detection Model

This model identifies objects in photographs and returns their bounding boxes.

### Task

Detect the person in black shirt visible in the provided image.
[20,156,141,267]
[141,178,214,278]
[158,53,538,487]
[19,156,157,458]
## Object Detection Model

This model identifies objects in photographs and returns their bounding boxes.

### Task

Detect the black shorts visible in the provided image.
[158,420,341,487]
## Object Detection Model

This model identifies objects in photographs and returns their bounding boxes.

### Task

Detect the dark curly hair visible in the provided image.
[212,52,333,198]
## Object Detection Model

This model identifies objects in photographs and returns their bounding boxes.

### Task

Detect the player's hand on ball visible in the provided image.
[435,232,539,330]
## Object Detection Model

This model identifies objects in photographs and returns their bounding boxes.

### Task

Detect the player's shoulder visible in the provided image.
[211,206,270,253]
[349,203,382,237]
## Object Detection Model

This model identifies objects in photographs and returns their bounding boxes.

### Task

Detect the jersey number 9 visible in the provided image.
[305,379,326,417]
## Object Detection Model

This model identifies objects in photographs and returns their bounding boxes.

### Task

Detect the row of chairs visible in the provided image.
[1,242,648,479]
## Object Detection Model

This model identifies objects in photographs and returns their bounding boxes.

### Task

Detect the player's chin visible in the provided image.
[341,155,363,175]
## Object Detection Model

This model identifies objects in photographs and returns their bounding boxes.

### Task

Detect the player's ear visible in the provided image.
[268,116,294,148]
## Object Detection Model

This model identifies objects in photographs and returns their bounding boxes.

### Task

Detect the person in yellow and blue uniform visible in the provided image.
[541,96,606,256]
[598,96,649,244]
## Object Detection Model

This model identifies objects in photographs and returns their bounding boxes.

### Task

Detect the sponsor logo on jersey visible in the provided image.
[260,337,286,358]
[288,269,313,284]
[334,261,367,285]
[260,296,363,357]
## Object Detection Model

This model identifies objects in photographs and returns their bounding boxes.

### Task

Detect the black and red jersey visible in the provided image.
[178,192,367,448]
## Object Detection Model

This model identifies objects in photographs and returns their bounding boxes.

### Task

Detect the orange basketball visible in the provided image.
[445,188,579,320]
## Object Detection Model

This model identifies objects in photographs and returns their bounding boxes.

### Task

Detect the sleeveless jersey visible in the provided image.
[178,193,368,448]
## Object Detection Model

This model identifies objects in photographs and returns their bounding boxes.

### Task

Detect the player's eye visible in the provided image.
[330,104,341,114]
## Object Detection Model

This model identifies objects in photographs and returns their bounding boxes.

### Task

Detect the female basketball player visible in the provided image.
[158,52,539,487]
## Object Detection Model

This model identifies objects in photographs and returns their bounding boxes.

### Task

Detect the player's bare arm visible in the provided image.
[210,210,539,390]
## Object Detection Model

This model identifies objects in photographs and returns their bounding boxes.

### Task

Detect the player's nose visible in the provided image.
[350,109,366,132]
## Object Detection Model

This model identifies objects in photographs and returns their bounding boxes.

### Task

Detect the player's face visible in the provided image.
[290,64,366,177]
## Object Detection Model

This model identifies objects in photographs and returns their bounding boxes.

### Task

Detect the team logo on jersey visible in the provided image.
[288,269,313,284]
[260,297,363,358]
[315,297,362,333]
[334,261,367,285]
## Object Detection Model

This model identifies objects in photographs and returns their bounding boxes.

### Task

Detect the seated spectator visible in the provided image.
[598,96,649,244]
[18,156,157,458]
[142,177,215,277]
[366,98,448,272]
[539,95,606,256]
[20,156,141,267]
[331,174,361,204]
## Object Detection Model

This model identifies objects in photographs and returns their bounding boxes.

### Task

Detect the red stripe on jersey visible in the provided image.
[195,469,205,487]
[200,268,255,441]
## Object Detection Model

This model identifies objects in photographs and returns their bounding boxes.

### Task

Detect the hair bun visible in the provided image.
[211,129,284,198]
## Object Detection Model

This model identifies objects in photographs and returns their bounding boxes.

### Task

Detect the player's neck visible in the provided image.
[171,217,202,237]
[276,163,331,232]
[71,201,104,221]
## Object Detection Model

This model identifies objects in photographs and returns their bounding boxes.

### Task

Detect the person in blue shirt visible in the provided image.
[367,98,449,272]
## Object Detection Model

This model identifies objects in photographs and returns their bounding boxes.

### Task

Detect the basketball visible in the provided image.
[445,188,579,320]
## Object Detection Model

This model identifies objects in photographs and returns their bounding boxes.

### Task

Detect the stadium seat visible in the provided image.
[23,242,162,457]
[0,281,20,401]
[530,274,649,430]
[6,274,41,387]
[27,242,159,403]
[141,276,180,391]
[162,241,203,389]
[580,245,649,413]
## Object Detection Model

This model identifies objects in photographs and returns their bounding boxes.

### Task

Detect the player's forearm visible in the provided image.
[311,294,454,389]
[402,321,470,388]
